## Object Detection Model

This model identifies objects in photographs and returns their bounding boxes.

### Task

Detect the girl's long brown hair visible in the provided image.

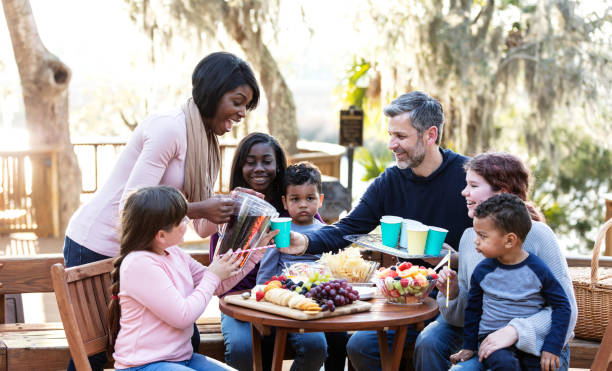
[107,186,187,357]
[465,152,545,222]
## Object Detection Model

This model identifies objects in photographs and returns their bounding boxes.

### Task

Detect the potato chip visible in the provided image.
[318,247,379,282]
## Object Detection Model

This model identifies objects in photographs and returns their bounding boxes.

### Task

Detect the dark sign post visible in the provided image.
[339,106,363,200]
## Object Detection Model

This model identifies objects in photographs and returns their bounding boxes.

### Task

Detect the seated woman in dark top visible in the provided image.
[210,133,346,371]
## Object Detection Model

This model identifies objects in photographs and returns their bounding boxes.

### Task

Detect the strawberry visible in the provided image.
[264,280,270,285]
[388,270,399,278]
[400,278,409,287]
[398,262,412,271]
[255,291,265,301]
[431,273,438,279]
[278,275,286,281]
[389,289,400,298]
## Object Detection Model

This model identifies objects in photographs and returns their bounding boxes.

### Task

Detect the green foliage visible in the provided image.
[531,128,612,252]
[355,142,393,181]
[336,58,391,180]
[337,58,371,110]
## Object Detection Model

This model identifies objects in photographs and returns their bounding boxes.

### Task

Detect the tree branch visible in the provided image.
[475,0,495,44]
[119,110,138,132]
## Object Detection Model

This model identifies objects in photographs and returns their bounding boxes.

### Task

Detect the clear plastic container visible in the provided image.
[217,191,279,267]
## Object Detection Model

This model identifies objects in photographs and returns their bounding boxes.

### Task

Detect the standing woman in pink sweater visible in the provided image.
[63,52,259,370]
[108,186,274,370]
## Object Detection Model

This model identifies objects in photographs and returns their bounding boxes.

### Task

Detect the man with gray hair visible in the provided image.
[284,91,473,370]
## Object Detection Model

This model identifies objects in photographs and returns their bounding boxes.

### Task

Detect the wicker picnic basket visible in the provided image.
[569,218,612,341]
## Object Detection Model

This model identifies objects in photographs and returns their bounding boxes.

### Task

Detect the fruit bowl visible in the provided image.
[375,263,438,305]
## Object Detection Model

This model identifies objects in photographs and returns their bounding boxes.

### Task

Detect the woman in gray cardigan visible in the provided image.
[413,152,577,371]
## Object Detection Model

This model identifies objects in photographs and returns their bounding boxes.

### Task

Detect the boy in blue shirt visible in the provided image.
[257,161,349,371]
[450,194,571,371]
[257,161,326,284]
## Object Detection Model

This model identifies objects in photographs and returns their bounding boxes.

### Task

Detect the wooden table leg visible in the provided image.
[390,326,408,371]
[377,329,391,371]
[272,327,288,371]
[377,326,408,371]
[251,324,263,371]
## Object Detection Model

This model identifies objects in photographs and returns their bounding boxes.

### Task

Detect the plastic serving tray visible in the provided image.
[343,234,444,260]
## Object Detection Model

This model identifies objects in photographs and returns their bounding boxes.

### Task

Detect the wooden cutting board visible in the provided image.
[223,294,372,320]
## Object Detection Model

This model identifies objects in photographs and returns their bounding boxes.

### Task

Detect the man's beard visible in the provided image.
[395,141,426,169]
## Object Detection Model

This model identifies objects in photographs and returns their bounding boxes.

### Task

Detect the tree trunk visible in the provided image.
[219,1,299,154]
[2,0,81,235]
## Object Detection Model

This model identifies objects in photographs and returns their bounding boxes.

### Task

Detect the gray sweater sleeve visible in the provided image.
[508,222,577,355]
[437,228,479,326]
[438,223,577,355]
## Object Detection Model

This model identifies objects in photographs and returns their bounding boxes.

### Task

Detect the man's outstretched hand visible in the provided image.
[278,231,308,255]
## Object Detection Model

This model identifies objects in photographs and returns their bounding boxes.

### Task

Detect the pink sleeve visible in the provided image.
[119,117,183,211]
[122,256,220,329]
[192,218,218,238]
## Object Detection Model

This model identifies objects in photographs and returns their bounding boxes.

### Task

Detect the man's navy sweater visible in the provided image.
[305,148,473,255]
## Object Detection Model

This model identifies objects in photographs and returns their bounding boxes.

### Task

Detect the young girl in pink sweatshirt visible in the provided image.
[107,186,273,370]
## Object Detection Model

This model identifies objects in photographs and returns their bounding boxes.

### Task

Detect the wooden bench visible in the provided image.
[1,253,611,370]
[0,251,221,371]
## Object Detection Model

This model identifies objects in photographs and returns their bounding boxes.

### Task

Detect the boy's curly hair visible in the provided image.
[474,193,532,241]
[283,161,322,195]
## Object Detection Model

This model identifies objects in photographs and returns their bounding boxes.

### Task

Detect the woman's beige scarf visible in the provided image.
[182,98,220,203]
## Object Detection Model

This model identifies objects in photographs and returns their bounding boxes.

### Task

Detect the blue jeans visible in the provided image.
[221,314,327,371]
[413,314,464,371]
[119,353,229,370]
[425,324,571,371]
[450,345,570,371]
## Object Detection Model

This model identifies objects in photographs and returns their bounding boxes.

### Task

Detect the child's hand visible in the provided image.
[207,249,242,280]
[435,267,459,299]
[478,326,518,361]
[450,349,474,364]
[258,228,279,248]
[540,351,559,371]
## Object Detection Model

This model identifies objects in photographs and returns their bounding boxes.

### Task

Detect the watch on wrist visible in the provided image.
[299,234,309,256]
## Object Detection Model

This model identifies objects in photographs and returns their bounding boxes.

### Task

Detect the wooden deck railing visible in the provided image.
[1,138,345,237]
[0,147,60,237]
[72,138,344,194]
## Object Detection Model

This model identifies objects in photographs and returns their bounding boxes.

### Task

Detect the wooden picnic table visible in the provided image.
[219,293,439,371]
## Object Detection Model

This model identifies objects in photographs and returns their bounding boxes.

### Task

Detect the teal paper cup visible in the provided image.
[424,226,448,255]
[380,216,403,248]
[270,217,292,248]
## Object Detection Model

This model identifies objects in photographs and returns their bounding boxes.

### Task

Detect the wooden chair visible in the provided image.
[51,258,114,371]
[591,313,612,371]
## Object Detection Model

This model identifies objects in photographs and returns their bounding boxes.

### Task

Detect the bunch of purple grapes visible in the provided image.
[304,279,360,311]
